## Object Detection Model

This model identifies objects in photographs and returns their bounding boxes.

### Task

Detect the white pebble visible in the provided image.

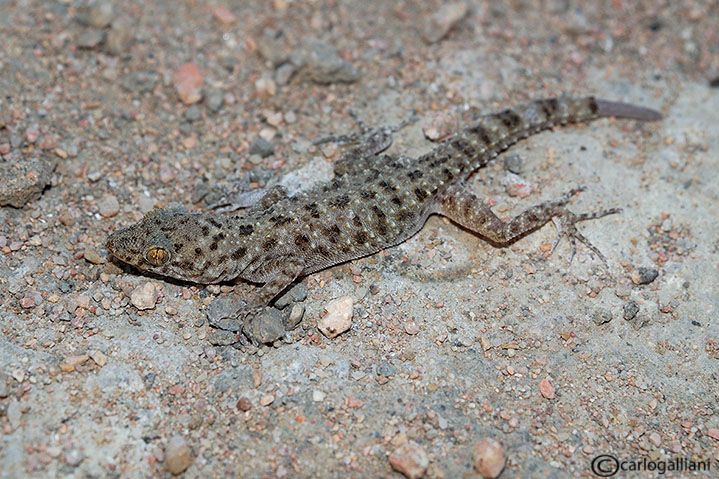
[318,296,353,339]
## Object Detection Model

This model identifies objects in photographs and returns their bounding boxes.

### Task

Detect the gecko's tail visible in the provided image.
[593,98,663,121]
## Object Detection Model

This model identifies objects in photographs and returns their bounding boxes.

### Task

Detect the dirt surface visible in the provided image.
[1,1,718,478]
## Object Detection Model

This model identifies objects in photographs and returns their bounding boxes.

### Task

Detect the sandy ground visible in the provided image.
[1,1,718,478]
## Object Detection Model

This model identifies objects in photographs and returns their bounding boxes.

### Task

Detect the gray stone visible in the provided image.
[184,105,202,122]
[105,20,133,56]
[0,156,57,207]
[302,40,358,84]
[635,267,659,285]
[592,309,613,325]
[623,301,639,320]
[377,360,397,377]
[88,1,114,28]
[206,90,224,112]
[249,138,274,158]
[243,308,285,344]
[77,29,106,49]
[274,283,308,309]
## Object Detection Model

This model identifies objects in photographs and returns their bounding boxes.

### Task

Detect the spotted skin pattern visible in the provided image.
[107,97,661,341]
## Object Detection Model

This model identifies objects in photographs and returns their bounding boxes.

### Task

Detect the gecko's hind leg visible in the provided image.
[433,185,620,263]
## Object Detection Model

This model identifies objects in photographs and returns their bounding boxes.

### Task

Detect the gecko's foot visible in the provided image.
[313,110,418,149]
[549,188,621,264]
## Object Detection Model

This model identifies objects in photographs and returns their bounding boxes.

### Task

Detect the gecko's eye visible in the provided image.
[145,247,170,266]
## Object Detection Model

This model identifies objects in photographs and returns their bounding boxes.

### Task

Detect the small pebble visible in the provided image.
[422,2,468,43]
[65,449,84,467]
[504,172,532,197]
[404,321,419,335]
[0,373,8,398]
[90,350,107,367]
[632,267,659,285]
[130,282,159,310]
[260,394,275,406]
[105,20,133,56]
[248,137,274,158]
[88,1,114,28]
[318,296,353,339]
[84,248,105,264]
[165,435,192,475]
[285,303,305,330]
[422,112,453,140]
[77,29,105,49]
[312,390,326,402]
[473,438,507,478]
[623,301,639,320]
[184,105,202,122]
[303,40,358,84]
[98,194,120,217]
[388,441,429,479]
[7,400,22,430]
[212,5,236,24]
[539,377,555,399]
[503,154,523,174]
[173,62,204,105]
[254,76,277,96]
[236,397,252,411]
[206,89,224,112]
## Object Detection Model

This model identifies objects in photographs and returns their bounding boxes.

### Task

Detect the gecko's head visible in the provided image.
[106,208,254,283]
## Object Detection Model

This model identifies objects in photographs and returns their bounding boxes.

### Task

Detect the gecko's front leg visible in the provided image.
[208,257,306,345]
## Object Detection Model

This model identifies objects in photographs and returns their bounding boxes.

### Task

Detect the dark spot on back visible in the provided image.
[354,231,368,244]
[213,232,225,242]
[208,217,222,229]
[294,234,310,247]
[173,243,183,253]
[194,247,203,256]
[414,188,428,201]
[201,226,210,236]
[391,196,402,206]
[443,167,454,180]
[330,194,351,208]
[468,125,493,146]
[325,224,341,243]
[238,224,254,236]
[379,180,394,192]
[408,170,423,180]
[317,244,330,257]
[210,242,218,251]
[231,247,246,260]
[262,238,277,250]
[352,216,362,228]
[361,190,377,199]
[498,109,521,129]
[451,137,475,157]
[304,202,321,219]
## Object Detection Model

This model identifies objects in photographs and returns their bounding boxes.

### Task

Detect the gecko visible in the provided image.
[106,96,661,343]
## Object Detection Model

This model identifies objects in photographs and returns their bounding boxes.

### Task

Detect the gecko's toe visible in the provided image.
[550,206,621,264]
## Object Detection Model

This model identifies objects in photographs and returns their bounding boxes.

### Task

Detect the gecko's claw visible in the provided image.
[549,189,621,264]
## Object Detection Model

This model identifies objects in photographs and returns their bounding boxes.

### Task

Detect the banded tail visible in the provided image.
[422,96,662,174]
